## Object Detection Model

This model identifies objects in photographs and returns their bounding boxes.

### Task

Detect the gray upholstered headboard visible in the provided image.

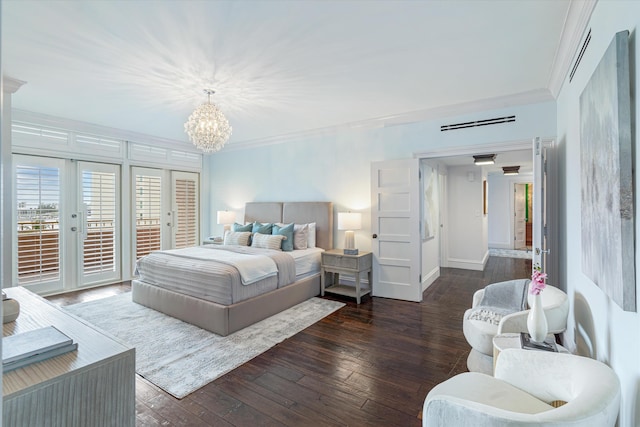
[244,202,333,250]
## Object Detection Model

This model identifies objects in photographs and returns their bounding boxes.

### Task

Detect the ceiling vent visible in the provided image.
[570,28,591,83]
[440,115,515,132]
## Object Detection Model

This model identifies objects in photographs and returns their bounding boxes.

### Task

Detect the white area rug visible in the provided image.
[65,293,344,398]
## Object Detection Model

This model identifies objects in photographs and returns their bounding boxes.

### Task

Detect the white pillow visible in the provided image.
[251,233,286,250]
[276,222,316,248]
[224,231,251,246]
[307,222,316,248]
[293,223,309,249]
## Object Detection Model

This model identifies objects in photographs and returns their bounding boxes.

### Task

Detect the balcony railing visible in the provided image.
[17,218,162,282]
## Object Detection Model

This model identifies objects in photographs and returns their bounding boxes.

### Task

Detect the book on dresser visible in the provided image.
[3,325,78,372]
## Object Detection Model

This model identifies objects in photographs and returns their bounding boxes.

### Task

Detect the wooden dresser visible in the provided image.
[2,287,135,427]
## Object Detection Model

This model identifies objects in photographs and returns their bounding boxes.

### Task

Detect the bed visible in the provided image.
[132,201,333,336]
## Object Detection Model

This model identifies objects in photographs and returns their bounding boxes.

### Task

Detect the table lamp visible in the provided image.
[338,212,362,255]
[216,210,236,236]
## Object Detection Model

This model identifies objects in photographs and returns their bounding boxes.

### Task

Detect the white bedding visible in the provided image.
[135,246,322,305]
[288,247,324,277]
[160,245,277,285]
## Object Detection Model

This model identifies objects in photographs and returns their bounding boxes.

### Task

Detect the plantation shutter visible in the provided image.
[15,164,61,285]
[172,172,199,249]
[81,168,117,275]
[134,173,162,259]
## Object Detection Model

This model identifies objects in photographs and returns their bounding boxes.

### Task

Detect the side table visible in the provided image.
[321,249,372,304]
[493,332,569,374]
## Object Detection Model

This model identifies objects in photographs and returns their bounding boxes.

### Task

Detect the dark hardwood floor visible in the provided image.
[46,256,531,426]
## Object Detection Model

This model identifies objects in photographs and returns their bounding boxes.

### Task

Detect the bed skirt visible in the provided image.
[132,273,321,336]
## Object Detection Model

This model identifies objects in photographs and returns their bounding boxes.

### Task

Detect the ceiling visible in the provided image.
[3,0,571,149]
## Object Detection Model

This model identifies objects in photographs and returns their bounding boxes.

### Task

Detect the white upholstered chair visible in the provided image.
[463,279,569,374]
[422,348,621,426]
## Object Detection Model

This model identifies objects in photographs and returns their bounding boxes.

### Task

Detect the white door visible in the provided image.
[532,137,550,273]
[14,156,121,293]
[371,158,422,302]
[514,184,526,250]
[131,168,200,273]
[14,156,65,294]
[77,161,121,287]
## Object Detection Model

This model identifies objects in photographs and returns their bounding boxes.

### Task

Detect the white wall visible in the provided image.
[556,1,640,425]
[445,166,488,270]
[488,172,533,249]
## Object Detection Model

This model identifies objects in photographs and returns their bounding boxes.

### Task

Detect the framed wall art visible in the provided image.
[580,30,635,312]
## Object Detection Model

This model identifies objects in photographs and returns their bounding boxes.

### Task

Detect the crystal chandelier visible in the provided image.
[184,89,232,153]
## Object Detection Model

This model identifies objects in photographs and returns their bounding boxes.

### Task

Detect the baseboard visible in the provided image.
[447,257,486,271]
[482,250,489,268]
[422,266,440,292]
[489,242,512,250]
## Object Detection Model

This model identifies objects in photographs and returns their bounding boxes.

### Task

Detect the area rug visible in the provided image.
[64,293,344,398]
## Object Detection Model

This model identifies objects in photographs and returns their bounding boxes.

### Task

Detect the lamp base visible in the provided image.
[343,230,358,255]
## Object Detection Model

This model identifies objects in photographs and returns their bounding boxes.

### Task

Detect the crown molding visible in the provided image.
[12,109,199,153]
[547,0,598,98]
[224,89,554,152]
[2,76,27,94]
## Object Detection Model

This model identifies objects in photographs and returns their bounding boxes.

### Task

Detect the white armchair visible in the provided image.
[463,280,569,374]
[423,348,621,426]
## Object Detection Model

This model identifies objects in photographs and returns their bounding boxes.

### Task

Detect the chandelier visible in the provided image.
[184,89,232,153]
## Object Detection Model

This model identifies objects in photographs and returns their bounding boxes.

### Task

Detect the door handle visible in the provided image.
[535,248,550,255]
[372,234,377,239]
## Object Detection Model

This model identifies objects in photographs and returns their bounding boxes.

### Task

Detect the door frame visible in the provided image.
[532,138,558,287]
[510,179,534,250]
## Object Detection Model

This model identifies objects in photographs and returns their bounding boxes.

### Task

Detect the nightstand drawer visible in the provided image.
[322,253,358,269]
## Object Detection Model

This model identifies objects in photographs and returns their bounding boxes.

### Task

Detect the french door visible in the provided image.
[14,156,121,294]
[132,167,199,268]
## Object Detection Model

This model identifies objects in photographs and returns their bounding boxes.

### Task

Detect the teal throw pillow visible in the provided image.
[233,222,252,232]
[252,222,273,235]
[272,223,294,251]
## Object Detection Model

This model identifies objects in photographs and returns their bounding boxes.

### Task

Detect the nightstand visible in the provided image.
[202,238,223,245]
[321,249,372,304]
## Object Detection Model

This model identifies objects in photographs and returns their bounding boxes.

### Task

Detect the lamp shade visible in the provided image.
[216,210,235,225]
[337,212,362,230]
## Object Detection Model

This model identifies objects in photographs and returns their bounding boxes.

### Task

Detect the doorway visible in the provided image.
[514,182,533,251]
[415,143,535,268]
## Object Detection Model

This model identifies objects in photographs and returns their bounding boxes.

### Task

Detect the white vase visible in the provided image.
[527,293,548,342]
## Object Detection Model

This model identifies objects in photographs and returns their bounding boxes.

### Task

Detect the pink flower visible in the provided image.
[530,269,547,295]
